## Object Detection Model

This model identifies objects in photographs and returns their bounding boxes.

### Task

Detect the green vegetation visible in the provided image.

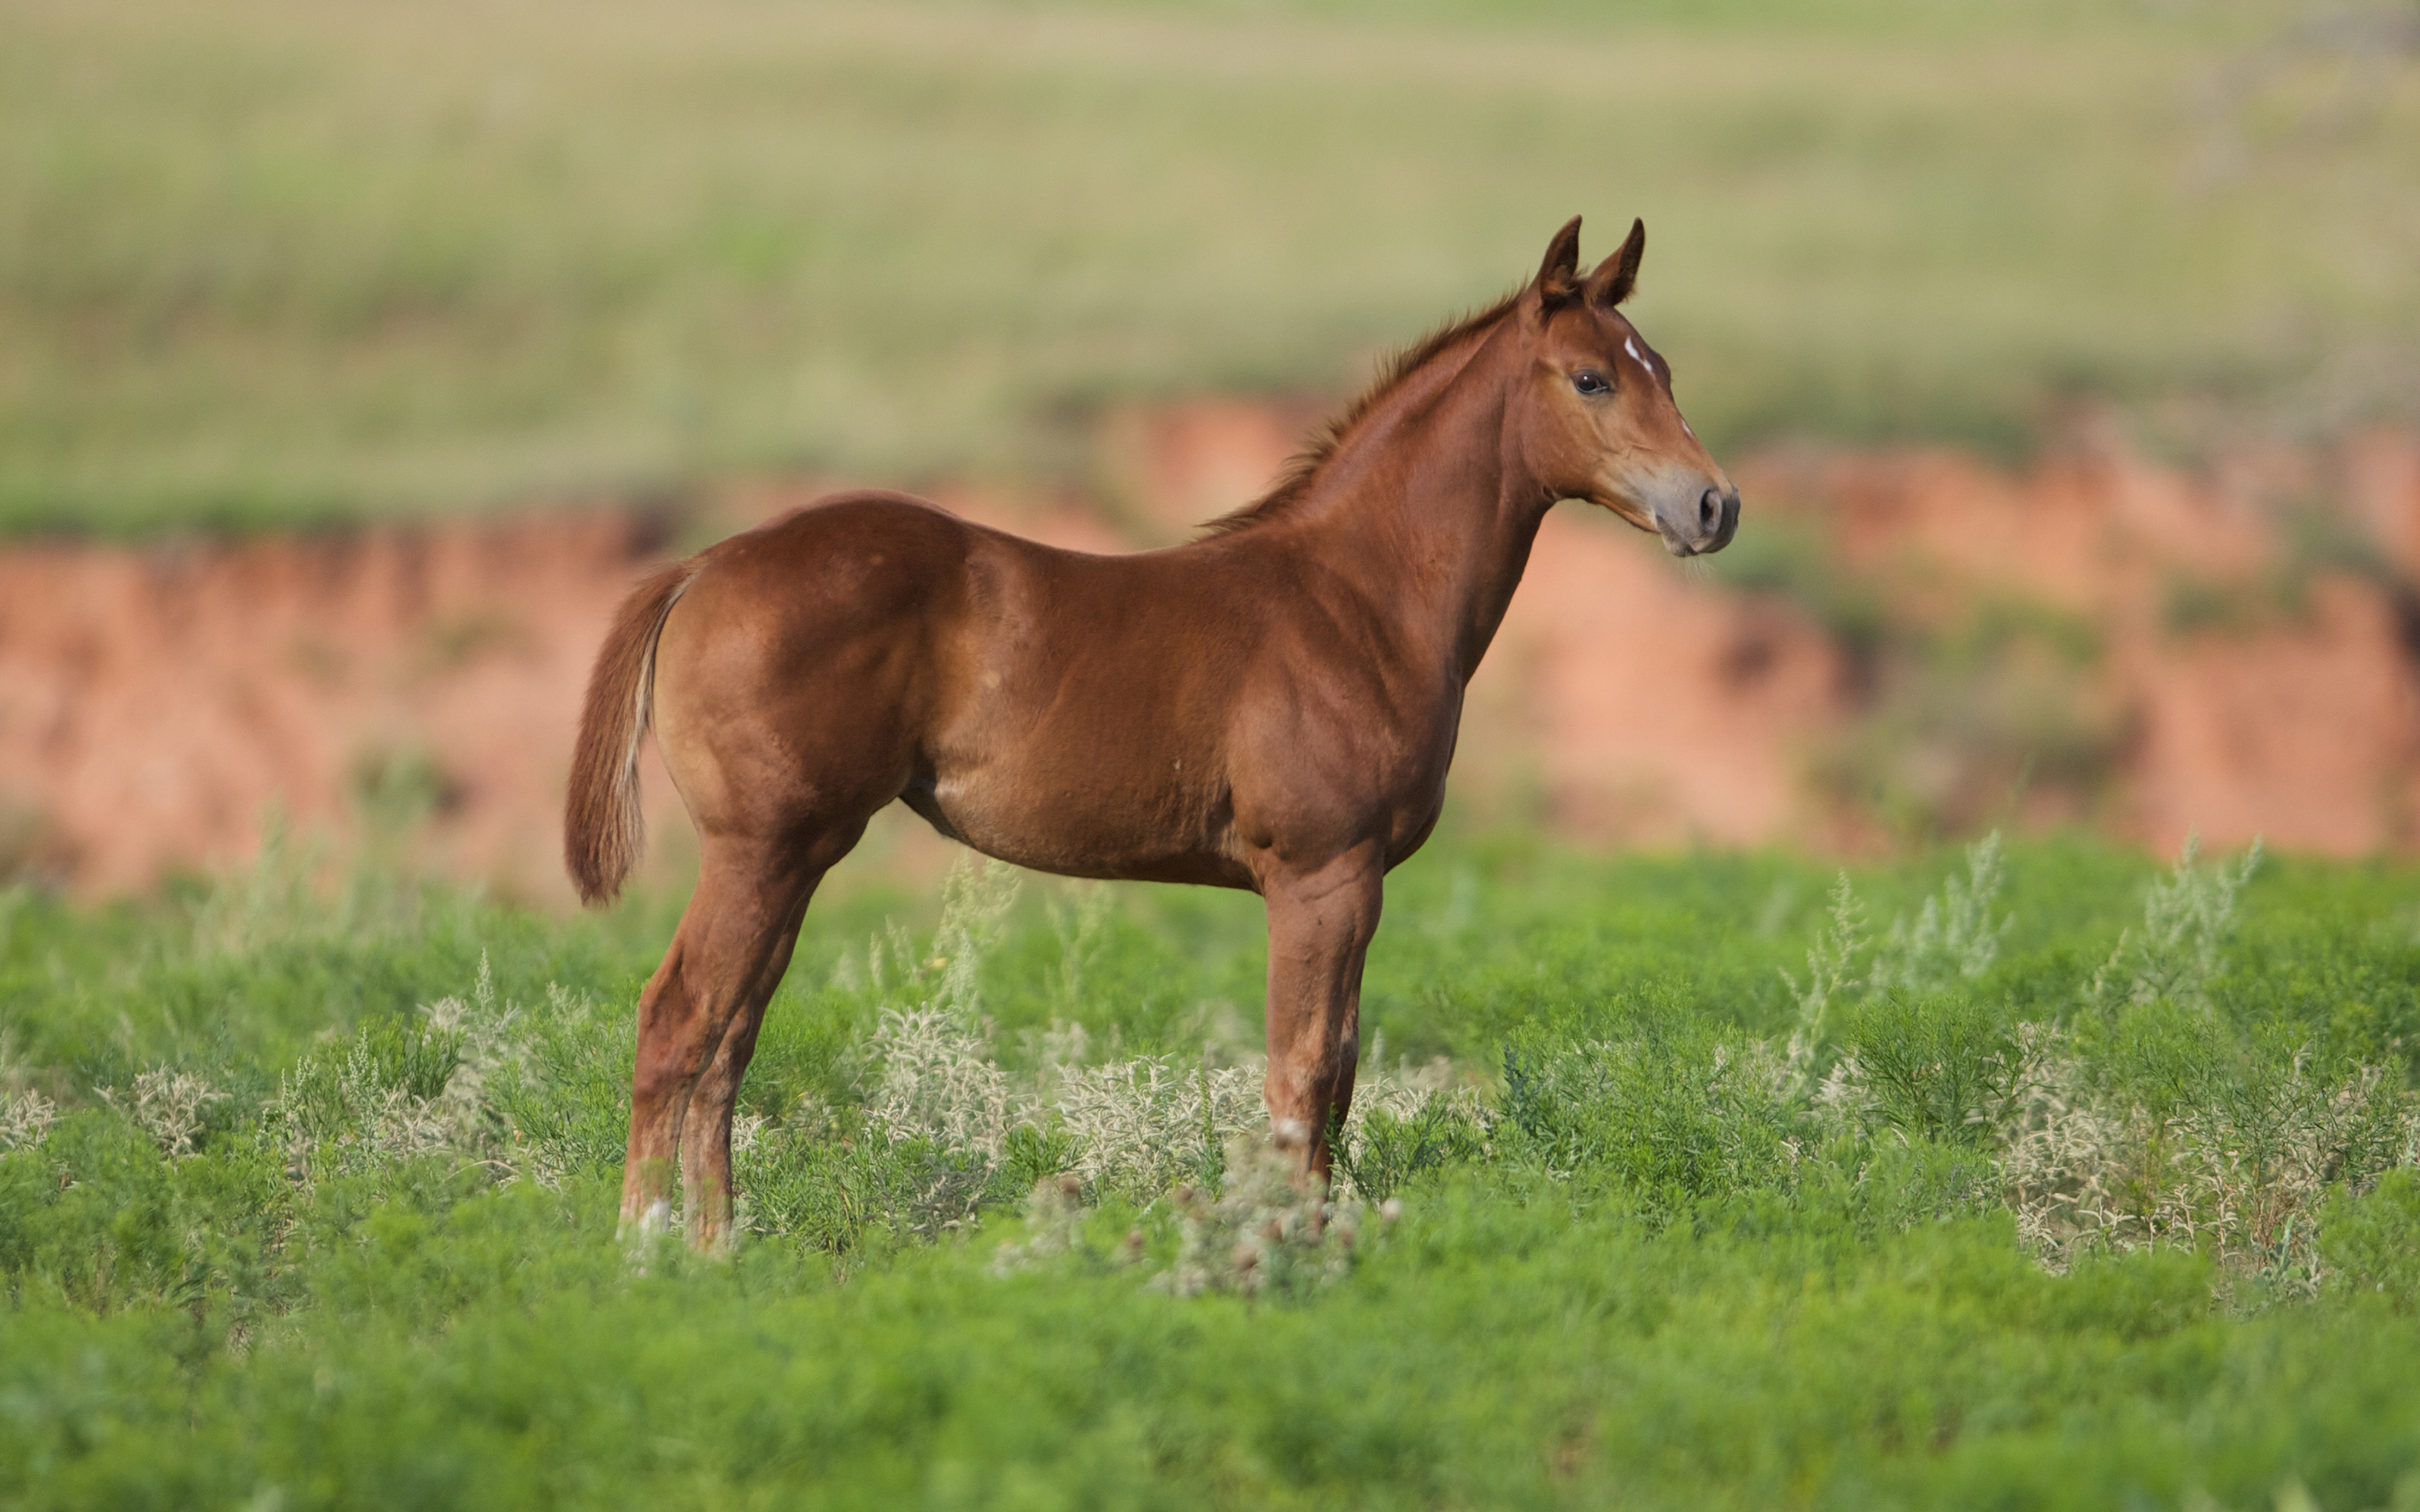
[6,0,2418,533]
[4,832,2419,1506]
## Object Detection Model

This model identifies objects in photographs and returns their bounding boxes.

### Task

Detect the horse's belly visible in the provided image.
[908,761,1249,889]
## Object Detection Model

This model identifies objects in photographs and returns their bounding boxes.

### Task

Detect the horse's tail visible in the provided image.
[566,561,696,906]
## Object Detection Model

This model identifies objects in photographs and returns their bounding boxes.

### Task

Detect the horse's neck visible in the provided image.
[1286,327,1549,684]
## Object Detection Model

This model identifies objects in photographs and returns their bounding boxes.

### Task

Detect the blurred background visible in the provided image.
[3,0,2419,900]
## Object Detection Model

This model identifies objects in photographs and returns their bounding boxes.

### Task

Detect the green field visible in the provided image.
[4,832,2418,1507]
[6,0,2419,533]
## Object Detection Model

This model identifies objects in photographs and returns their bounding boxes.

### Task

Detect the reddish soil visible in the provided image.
[1731,429,2420,855]
[3,412,2416,900]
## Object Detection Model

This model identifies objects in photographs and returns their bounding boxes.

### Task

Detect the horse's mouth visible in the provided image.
[1587,479,1737,557]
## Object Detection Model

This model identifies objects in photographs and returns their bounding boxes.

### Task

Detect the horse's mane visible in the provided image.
[1199,289,1523,538]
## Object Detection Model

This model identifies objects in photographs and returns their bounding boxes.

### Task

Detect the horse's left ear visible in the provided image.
[1585,218,1646,307]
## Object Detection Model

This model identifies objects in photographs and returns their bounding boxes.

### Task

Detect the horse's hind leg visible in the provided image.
[620,835,823,1246]
[674,877,815,1253]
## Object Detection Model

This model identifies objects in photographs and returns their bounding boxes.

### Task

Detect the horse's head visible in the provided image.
[1515,216,1738,557]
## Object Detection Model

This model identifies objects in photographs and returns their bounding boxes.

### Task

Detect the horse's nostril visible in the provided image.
[1698,488,1723,534]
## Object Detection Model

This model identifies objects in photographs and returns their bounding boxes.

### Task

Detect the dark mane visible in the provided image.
[1199,289,1523,538]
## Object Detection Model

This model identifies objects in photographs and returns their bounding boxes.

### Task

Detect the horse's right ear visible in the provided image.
[1534,215,1584,308]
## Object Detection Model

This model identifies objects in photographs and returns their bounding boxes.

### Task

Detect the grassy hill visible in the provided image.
[5,0,2417,533]
[3,834,2419,1504]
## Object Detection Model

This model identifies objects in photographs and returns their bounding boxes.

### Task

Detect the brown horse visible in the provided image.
[567,216,1738,1250]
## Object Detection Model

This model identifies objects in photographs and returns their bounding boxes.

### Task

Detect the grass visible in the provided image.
[5,0,2419,533]
[3,830,2420,1505]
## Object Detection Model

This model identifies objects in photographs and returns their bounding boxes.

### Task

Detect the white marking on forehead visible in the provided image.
[1681,419,1695,438]
[1623,336,1644,365]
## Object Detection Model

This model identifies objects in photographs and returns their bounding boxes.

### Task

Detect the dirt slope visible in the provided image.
[3,417,2416,900]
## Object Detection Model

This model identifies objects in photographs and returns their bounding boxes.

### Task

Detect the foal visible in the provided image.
[568,216,1739,1249]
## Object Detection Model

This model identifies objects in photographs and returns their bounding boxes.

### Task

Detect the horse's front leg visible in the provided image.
[1260,845,1385,1185]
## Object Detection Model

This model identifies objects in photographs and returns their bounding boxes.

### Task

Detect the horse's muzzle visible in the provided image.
[1666,486,1739,557]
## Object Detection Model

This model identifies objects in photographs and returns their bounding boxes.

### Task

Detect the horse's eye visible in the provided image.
[1571,370,1611,396]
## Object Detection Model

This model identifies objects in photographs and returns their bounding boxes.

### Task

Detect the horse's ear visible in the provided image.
[1586,218,1646,307]
[1534,215,1584,307]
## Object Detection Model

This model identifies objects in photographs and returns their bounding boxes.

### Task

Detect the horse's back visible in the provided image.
[695,490,976,613]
